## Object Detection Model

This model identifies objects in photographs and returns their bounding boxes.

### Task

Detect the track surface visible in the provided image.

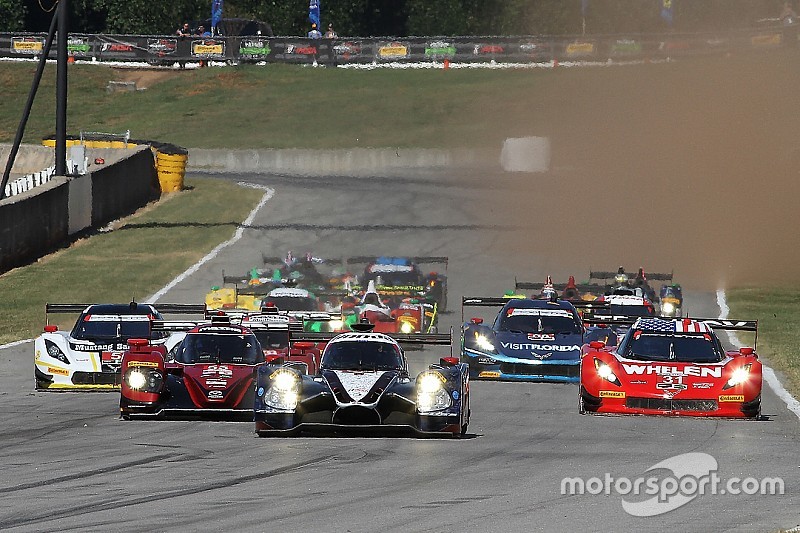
[1,169,798,532]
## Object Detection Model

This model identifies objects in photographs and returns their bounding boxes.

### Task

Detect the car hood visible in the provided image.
[322,369,399,405]
[179,363,257,408]
[494,331,583,361]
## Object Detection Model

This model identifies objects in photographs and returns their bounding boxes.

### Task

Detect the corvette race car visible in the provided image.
[254,325,469,437]
[579,316,761,418]
[34,302,204,391]
[460,296,612,382]
[120,314,277,419]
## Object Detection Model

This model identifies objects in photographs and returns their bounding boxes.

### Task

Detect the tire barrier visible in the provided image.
[151,143,188,194]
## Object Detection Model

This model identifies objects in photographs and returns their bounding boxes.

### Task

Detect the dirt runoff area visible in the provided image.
[112,67,182,89]
[482,50,800,291]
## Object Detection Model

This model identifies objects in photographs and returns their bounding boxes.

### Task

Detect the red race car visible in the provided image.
[120,315,271,419]
[580,316,761,418]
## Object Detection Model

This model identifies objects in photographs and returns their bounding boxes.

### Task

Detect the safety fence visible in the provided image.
[0,25,794,66]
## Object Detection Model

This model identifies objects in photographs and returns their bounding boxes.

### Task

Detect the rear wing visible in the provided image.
[289,330,452,346]
[45,302,206,325]
[581,315,758,345]
[461,296,608,322]
[347,256,448,265]
[514,280,608,293]
[589,269,673,282]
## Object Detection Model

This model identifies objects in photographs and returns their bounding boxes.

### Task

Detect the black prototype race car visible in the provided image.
[254,325,469,437]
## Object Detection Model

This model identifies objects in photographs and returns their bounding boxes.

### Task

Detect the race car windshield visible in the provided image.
[264,296,318,311]
[609,304,654,317]
[497,314,581,334]
[176,333,263,364]
[621,333,723,363]
[321,341,403,371]
[72,317,165,340]
[254,330,289,350]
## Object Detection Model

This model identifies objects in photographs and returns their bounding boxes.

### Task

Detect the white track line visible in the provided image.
[0,338,33,349]
[146,183,274,303]
[717,289,800,420]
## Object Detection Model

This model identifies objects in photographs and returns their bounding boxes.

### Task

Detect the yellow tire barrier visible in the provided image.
[157,169,184,193]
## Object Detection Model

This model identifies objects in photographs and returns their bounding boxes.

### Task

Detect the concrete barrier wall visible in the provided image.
[0,144,54,175]
[187,147,496,176]
[0,145,159,274]
[90,146,160,227]
[0,178,69,273]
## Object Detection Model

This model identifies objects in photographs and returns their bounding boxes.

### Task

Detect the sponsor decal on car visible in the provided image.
[692,382,713,389]
[201,365,234,378]
[72,343,128,352]
[501,342,580,352]
[719,395,744,402]
[128,361,160,368]
[478,371,501,378]
[621,364,722,378]
[208,390,224,399]
[599,390,625,398]
[528,333,555,341]
[47,367,70,376]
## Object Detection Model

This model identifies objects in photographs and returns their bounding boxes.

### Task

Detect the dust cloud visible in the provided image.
[482,51,800,291]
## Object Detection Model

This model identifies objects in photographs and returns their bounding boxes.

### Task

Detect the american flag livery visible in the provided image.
[635,318,710,334]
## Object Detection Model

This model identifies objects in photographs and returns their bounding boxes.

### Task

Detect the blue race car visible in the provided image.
[460,296,613,383]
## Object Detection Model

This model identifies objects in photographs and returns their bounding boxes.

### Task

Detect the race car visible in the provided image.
[579,316,761,418]
[349,255,448,312]
[120,314,272,419]
[34,302,204,391]
[659,284,684,317]
[514,275,608,301]
[589,266,673,303]
[253,325,469,437]
[354,280,435,334]
[460,296,611,382]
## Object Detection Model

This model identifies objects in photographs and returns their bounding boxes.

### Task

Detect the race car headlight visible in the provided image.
[724,363,752,389]
[473,333,496,353]
[264,369,300,410]
[399,321,415,334]
[417,371,451,412]
[594,357,621,386]
[329,319,344,331]
[124,368,163,392]
[661,302,676,315]
[45,339,69,364]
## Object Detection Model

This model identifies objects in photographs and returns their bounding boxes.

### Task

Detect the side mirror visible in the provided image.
[739,347,754,357]
[470,317,483,325]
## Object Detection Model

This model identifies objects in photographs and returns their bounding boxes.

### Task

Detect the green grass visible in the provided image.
[727,288,800,397]
[0,177,261,345]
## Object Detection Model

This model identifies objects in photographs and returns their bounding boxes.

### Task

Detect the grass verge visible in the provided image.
[727,288,800,398]
[0,177,261,345]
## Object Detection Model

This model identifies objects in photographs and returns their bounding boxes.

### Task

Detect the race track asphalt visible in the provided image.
[0,168,797,533]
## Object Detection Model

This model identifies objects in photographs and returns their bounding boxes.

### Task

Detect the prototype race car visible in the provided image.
[514,276,607,301]
[659,284,684,317]
[579,316,761,418]
[589,266,673,303]
[34,302,204,391]
[460,296,611,382]
[253,326,469,437]
[349,255,448,312]
[120,315,271,419]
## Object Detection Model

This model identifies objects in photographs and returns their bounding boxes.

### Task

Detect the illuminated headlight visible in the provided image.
[417,372,451,412]
[594,358,621,386]
[725,363,752,389]
[474,334,495,353]
[127,370,147,389]
[399,321,415,334]
[265,369,300,410]
[45,339,69,364]
[329,319,344,331]
[661,302,676,315]
[125,368,163,391]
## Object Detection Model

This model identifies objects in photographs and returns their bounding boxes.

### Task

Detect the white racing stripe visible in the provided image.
[146,183,275,303]
[333,370,385,402]
[717,289,800,420]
